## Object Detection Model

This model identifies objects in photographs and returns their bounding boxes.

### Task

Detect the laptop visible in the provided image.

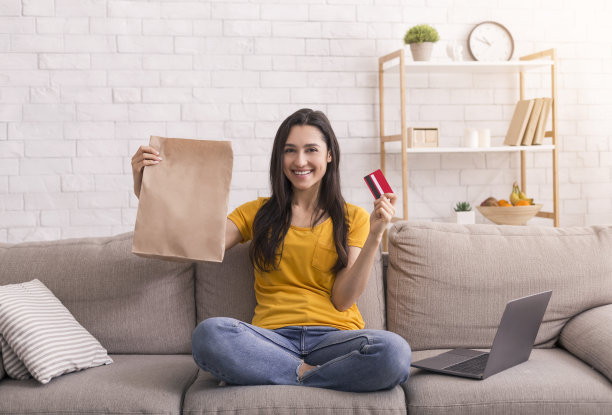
[410,290,552,380]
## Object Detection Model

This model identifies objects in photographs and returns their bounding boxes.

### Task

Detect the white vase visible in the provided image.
[446,41,464,61]
[455,211,475,225]
[409,42,434,61]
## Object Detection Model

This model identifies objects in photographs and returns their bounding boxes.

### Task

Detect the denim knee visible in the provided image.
[192,317,237,366]
[374,332,412,387]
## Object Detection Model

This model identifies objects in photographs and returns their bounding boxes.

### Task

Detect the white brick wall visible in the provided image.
[1,0,612,243]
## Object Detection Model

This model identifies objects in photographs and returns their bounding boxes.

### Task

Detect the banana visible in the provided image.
[510,182,535,205]
[510,182,521,206]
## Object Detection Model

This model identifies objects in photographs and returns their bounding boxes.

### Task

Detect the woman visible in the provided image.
[131,108,411,392]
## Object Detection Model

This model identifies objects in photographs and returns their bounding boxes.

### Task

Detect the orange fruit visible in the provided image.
[515,200,530,206]
[498,199,512,207]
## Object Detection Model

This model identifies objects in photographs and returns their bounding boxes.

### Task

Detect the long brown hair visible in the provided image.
[249,108,348,273]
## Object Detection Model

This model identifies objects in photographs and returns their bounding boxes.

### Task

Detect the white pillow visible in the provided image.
[0,279,112,384]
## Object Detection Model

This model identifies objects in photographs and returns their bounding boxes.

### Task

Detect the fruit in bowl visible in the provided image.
[477,182,542,225]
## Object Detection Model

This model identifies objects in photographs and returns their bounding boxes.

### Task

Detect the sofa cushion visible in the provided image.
[560,304,612,382]
[0,232,195,354]
[195,243,256,324]
[0,354,198,415]
[195,242,386,330]
[357,247,386,330]
[406,348,612,415]
[183,370,406,415]
[387,221,612,351]
[0,279,112,383]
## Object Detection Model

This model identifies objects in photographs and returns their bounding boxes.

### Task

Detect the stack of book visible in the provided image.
[503,98,553,146]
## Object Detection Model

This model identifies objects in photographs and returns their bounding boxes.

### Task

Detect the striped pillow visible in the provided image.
[0,349,4,380]
[0,279,112,384]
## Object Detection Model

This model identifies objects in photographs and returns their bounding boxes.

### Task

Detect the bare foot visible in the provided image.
[298,362,316,378]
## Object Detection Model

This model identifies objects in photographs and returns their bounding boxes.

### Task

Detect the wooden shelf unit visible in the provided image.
[378,48,559,226]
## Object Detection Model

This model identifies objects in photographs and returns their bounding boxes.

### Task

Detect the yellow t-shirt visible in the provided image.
[228,197,370,331]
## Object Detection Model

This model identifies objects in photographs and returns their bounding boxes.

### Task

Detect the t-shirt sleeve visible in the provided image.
[227,198,265,244]
[347,205,370,248]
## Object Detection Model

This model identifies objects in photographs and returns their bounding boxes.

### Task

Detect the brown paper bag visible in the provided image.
[132,136,233,262]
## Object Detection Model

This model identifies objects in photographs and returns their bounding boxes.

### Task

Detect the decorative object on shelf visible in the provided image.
[454,201,475,224]
[467,21,514,61]
[521,98,544,146]
[504,98,553,146]
[477,204,543,225]
[533,98,553,145]
[462,128,479,148]
[404,24,440,61]
[478,128,491,147]
[408,127,438,148]
[446,41,464,61]
[477,181,540,225]
[504,99,534,146]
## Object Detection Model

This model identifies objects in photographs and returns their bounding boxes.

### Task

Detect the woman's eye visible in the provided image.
[284,149,293,153]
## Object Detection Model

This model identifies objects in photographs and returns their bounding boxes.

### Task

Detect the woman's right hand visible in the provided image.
[131,145,162,198]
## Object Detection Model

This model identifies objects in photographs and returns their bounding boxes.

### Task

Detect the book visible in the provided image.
[504,99,534,146]
[532,97,553,145]
[521,98,544,146]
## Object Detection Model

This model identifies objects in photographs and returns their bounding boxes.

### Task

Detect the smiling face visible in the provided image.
[282,125,332,196]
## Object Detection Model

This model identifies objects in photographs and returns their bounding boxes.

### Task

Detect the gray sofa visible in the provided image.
[1,221,611,414]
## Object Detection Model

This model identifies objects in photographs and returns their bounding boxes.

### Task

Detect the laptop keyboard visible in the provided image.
[444,353,489,375]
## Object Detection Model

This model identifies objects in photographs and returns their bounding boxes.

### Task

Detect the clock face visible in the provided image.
[468,21,514,61]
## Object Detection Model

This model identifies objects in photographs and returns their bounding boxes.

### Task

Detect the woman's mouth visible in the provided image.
[293,170,312,177]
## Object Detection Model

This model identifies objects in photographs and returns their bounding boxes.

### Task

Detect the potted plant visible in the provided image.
[454,201,475,224]
[404,24,440,61]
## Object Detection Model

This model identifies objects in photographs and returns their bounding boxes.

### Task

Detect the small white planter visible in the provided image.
[409,42,434,61]
[455,211,475,225]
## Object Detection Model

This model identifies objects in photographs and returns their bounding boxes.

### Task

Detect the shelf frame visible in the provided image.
[519,49,559,226]
[378,48,559,229]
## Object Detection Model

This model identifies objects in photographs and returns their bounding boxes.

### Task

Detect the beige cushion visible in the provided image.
[0,279,112,384]
[183,370,406,415]
[387,221,612,351]
[406,348,612,415]
[357,247,386,330]
[0,354,198,414]
[560,304,612,382]
[195,242,256,324]
[195,242,386,329]
[0,233,195,354]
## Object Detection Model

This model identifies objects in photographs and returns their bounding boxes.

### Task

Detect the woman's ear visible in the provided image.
[327,151,332,163]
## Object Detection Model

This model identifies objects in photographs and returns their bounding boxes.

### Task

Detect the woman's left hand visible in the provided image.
[369,193,397,238]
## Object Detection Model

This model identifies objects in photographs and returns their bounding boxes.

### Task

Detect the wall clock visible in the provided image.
[467,21,514,61]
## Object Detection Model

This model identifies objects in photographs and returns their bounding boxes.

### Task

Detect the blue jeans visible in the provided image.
[191,317,412,392]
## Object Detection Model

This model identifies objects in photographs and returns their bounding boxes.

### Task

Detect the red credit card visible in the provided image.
[364,169,393,199]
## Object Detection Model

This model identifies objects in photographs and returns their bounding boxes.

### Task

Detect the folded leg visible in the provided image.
[301,329,412,392]
[191,317,302,386]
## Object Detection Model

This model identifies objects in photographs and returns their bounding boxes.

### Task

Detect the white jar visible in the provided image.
[462,128,479,148]
[478,128,491,147]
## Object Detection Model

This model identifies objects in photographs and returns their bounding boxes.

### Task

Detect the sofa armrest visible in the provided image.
[559,304,612,382]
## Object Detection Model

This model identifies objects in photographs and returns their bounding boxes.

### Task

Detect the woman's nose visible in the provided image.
[295,151,307,166]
